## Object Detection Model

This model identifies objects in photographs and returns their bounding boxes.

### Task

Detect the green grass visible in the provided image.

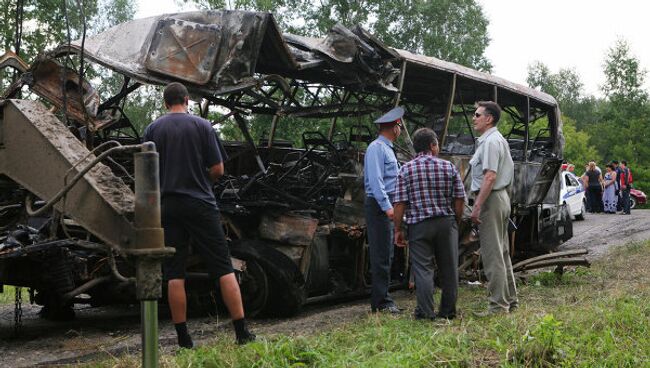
[76,241,650,367]
[0,285,25,305]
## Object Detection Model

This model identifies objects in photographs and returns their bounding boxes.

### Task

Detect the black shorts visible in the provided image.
[161,195,234,280]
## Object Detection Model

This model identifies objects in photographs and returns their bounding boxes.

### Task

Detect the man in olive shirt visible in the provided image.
[469,101,518,315]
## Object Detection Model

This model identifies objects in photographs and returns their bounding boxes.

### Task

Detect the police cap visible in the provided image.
[374,106,405,124]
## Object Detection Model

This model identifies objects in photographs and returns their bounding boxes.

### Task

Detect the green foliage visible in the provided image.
[527,62,584,107]
[0,286,24,305]
[602,39,648,105]
[527,40,650,193]
[0,0,97,60]
[515,314,566,366]
[0,0,137,96]
[526,268,593,289]
[561,116,599,167]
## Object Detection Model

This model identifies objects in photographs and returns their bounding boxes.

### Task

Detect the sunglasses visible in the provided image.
[473,112,483,118]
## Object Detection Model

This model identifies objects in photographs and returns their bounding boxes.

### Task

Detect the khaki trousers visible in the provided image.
[479,189,518,311]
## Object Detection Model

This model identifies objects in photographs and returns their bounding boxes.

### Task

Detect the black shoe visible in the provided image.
[236,330,256,345]
[175,322,194,349]
[372,305,402,314]
[414,310,435,320]
[177,334,194,349]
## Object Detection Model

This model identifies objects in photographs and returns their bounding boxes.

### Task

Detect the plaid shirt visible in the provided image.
[393,153,466,224]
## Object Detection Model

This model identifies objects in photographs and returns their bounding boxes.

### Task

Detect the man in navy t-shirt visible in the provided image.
[144,82,254,347]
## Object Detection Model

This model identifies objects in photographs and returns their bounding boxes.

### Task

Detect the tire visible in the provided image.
[231,240,306,317]
[630,197,637,210]
[575,200,586,221]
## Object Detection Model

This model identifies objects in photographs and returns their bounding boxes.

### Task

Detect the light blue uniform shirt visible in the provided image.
[364,135,399,211]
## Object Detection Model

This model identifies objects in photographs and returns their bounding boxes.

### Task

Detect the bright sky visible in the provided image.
[136,0,650,97]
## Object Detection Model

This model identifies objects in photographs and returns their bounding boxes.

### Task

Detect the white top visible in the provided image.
[469,127,514,192]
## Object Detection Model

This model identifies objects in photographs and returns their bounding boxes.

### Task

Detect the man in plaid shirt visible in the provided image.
[393,128,465,320]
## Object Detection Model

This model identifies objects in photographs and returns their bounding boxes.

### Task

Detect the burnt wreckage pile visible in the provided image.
[0,10,588,323]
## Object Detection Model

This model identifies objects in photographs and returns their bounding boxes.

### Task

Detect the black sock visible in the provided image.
[232,318,255,344]
[174,322,194,348]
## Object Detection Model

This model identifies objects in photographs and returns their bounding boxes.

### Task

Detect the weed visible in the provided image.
[526,266,591,287]
[513,314,566,366]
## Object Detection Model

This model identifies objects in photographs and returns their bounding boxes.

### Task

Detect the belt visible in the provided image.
[367,193,396,202]
[472,187,506,196]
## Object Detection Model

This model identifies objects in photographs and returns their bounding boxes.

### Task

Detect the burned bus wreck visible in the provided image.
[0,10,575,319]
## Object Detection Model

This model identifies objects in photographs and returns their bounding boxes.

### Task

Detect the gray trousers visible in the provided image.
[365,197,395,310]
[479,190,518,312]
[409,216,458,318]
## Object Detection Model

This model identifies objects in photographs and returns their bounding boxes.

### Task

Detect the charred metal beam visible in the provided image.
[524,97,530,162]
[393,62,414,156]
[233,113,266,174]
[267,113,281,148]
[512,248,588,270]
[243,88,280,110]
[440,74,457,148]
[328,91,350,139]
[97,81,141,114]
[256,181,322,209]
[515,257,590,272]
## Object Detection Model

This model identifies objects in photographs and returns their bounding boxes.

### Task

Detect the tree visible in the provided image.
[0,0,136,91]
[189,0,492,71]
[560,116,599,167]
[601,38,648,106]
[527,61,585,117]
[588,39,650,178]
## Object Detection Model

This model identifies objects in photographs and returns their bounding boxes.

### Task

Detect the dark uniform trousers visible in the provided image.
[365,197,396,310]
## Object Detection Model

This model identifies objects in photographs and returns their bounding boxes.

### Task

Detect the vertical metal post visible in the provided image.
[328,91,350,140]
[393,61,414,156]
[267,113,281,148]
[524,97,530,162]
[440,74,457,148]
[134,142,165,368]
[141,300,158,368]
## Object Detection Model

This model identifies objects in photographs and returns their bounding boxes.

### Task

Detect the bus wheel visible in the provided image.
[239,258,269,317]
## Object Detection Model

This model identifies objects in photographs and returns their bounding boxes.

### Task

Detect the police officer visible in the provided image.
[364,106,404,314]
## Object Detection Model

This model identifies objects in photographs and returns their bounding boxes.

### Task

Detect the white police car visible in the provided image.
[560,171,586,220]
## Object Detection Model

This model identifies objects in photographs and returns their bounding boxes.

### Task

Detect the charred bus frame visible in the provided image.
[0,10,571,319]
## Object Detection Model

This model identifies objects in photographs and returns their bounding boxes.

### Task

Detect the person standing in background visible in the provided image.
[602,164,618,214]
[619,160,633,215]
[585,162,604,213]
[612,160,623,212]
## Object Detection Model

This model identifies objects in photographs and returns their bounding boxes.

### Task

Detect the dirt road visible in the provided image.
[1,210,649,367]
[559,209,650,258]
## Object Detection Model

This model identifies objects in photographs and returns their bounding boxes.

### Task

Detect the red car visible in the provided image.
[630,188,647,209]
